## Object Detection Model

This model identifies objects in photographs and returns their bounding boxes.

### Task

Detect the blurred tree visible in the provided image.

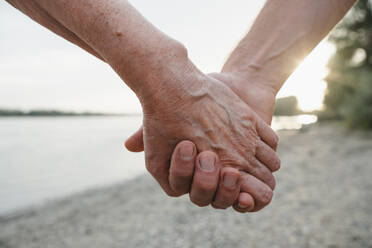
[324,0,372,129]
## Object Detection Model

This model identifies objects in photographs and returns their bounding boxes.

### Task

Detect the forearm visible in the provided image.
[222,0,356,95]
[7,0,190,100]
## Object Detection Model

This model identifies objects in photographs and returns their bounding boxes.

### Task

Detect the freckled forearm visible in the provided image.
[222,0,356,95]
[6,0,191,99]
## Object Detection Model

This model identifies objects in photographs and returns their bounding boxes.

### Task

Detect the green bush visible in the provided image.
[324,0,372,129]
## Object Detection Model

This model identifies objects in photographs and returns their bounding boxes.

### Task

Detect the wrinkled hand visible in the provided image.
[136,69,279,209]
[126,71,280,212]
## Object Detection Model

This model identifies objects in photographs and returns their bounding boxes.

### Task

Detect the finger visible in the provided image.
[147,159,181,197]
[189,151,220,207]
[256,117,279,151]
[256,140,281,172]
[211,167,241,209]
[169,141,197,195]
[239,171,274,212]
[245,158,276,190]
[144,139,180,197]
[125,126,144,152]
[233,192,255,213]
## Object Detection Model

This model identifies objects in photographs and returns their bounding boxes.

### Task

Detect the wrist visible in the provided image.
[119,41,204,114]
[221,67,280,97]
[212,71,277,124]
[108,37,193,98]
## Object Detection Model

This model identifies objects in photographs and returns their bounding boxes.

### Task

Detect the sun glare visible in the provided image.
[278,42,335,112]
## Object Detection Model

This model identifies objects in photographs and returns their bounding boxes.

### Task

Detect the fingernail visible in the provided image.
[199,155,215,172]
[179,143,194,160]
[223,173,238,189]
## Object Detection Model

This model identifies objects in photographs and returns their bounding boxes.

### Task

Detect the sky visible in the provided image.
[0,0,333,113]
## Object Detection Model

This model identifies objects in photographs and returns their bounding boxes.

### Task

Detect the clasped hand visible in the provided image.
[125,63,280,213]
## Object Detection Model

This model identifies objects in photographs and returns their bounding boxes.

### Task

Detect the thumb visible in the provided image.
[124,126,144,152]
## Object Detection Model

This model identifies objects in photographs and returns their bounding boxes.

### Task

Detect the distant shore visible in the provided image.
[0,108,315,117]
[0,109,140,117]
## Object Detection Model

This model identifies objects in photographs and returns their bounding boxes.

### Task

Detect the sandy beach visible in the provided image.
[0,122,371,248]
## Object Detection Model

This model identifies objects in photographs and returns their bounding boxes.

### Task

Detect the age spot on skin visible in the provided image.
[115,31,123,37]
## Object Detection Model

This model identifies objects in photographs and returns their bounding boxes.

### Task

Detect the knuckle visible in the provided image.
[267,156,281,172]
[261,168,276,190]
[196,202,209,207]
[166,191,183,198]
[247,207,260,213]
[245,110,255,121]
[273,157,281,171]
[197,182,216,193]
[270,178,276,190]
[259,187,274,205]
[172,187,189,195]
[190,197,209,207]
[266,173,276,190]
[171,167,193,180]
[145,165,156,176]
[145,163,163,177]
[211,202,228,210]
[272,134,279,149]
[233,204,248,213]
[171,181,190,194]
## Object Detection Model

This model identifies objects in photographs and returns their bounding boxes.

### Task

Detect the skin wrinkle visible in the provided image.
[179,82,259,172]
[198,80,250,134]
[141,56,198,113]
[228,102,258,143]
[183,96,227,151]
[219,98,258,170]
[144,78,263,176]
